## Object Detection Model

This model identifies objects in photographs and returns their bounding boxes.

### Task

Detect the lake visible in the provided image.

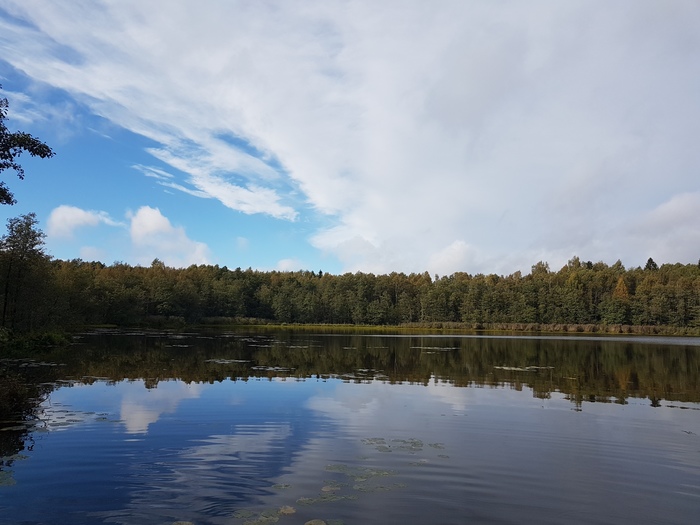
[1,330,700,524]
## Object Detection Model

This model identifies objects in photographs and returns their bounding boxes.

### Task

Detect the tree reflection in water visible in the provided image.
[1,330,699,523]
[7,329,700,405]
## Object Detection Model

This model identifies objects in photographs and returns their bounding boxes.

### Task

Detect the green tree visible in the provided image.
[601,276,631,325]
[1,86,55,205]
[0,213,52,331]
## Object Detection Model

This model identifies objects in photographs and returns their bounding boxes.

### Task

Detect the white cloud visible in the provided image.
[640,192,700,232]
[79,246,108,262]
[4,1,700,273]
[276,258,302,272]
[128,206,210,267]
[45,204,210,267]
[47,204,123,238]
[427,241,477,277]
[625,192,700,265]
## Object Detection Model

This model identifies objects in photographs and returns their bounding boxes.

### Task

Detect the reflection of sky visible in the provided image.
[119,380,203,433]
[39,380,204,434]
[299,379,700,524]
[4,377,700,525]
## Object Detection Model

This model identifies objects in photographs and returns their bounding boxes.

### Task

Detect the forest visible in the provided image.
[1,212,700,337]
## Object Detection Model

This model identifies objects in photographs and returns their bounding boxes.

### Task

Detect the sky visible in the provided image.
[0,0,699,276]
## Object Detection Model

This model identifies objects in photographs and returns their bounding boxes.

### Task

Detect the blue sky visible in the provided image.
[1,1,699,275]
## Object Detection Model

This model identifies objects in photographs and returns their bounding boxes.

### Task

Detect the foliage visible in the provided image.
[0,210,698,334]
[25,256,700,332]
[0,213,54,332]
[0,86,55,205]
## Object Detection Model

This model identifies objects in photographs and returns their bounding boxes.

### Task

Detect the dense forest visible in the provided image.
[1,213,700,336]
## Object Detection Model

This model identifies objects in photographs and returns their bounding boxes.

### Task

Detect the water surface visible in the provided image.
[1,331,699,524]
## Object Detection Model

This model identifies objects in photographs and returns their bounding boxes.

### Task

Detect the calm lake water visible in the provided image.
[1,330,700,524]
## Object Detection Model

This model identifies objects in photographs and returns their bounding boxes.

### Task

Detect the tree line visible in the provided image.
[1,213,699,335]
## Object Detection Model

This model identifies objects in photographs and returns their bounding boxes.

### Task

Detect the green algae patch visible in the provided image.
[392,438,424,448]
[297,494,357,505]
[325,463,395,482]
[244,516,279,525]
[232,508,282,525]
[361,437,386,445]
[352,482,407,493]
[361,436,429,453]
[0,469,16,486]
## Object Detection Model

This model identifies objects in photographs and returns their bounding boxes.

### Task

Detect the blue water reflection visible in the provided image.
[1,332,700,525]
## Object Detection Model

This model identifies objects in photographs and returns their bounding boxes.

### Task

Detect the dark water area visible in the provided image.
[1,330,700,524]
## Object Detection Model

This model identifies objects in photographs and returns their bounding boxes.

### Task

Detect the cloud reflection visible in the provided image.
[119,380,203,434]
[306,377,471,424]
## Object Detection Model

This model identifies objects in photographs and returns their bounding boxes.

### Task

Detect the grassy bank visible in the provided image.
[194,318,700,337]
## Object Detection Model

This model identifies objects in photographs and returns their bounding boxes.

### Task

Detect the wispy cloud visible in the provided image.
[143,145,298,220]
[132,164,175,182]
[4,1,700,273]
